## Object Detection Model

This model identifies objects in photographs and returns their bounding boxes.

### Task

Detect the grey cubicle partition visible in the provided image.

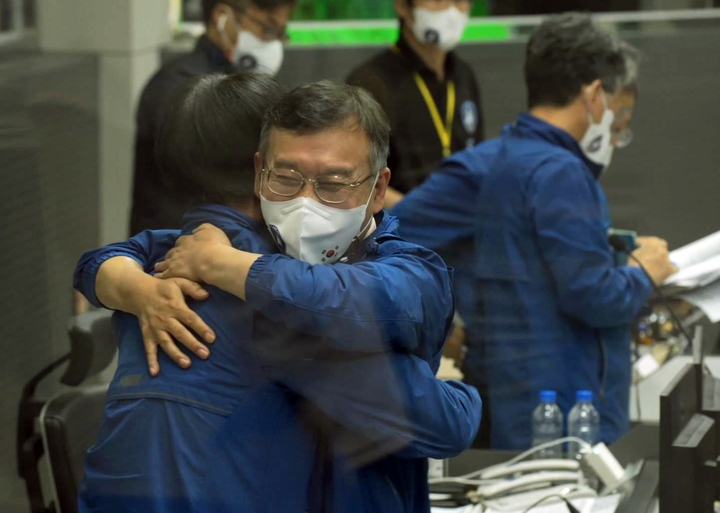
[0,46,100,512]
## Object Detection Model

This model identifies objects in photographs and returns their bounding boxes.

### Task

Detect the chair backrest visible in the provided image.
[62,310,116,386]
[40,385,108,513]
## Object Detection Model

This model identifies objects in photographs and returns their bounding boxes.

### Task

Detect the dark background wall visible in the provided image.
[0,47,99,512]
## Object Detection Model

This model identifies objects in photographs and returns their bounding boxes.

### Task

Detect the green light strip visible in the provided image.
[287,22,510,47]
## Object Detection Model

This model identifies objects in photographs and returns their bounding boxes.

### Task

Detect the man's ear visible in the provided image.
[371,168,391,215]
[254,152,263,199]
[583,79,604,124]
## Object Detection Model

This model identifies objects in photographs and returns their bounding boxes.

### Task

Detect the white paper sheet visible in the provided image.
[680,279,720,323]
[664,230,720,289]
[669,230,720,269]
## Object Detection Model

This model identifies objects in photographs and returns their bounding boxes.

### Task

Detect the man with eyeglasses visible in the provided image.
[391,13,677,450]
[77,79,480,512]
[347,0,484,209]
[129,0,295,237]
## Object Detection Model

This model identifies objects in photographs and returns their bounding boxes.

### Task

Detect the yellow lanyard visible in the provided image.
[413,73,456,157]
[390,45,456,157]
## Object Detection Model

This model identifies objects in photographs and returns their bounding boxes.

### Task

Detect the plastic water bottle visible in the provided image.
[567,390,600,460]
[532,390,564,459]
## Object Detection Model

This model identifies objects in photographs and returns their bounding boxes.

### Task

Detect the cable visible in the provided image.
[608,235,694,347]
[454,437,592,482]
[521,494,581,513]
[630,254,694,348]
[428,476,499,486]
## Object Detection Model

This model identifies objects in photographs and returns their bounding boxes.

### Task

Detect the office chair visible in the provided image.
[17,309,116,513]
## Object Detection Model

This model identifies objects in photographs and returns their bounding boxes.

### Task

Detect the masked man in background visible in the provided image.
[130,0,296,235]
[347,0,484,209]
[391,13,677,449]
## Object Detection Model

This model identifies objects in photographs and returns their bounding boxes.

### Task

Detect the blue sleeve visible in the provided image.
[531,161,653,327]
[268,351,482,461]
[245,247,454,354]
[391,155,481,250]
[73,230,178,308]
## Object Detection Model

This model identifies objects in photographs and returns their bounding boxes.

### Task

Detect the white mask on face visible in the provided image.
[218,14,284,75]
[580,90,615,171]
[411,6,469,52]
[260,175,379,265]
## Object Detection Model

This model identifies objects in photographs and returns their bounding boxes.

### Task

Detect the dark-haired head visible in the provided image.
[524,13,640,151]
[259,80,391,175]
[525,12,639,109]
[201,0,296,24]
[156,72,284,207]
[256,81,392,225]
[202,0,295,66]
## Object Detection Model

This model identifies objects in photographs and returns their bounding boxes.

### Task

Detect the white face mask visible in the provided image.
[218,14,284,75]
[260,175,379,265]
[580,90,615,171]
[411,6,469,52]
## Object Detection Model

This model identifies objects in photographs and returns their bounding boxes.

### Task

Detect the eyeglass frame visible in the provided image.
[261,166,376,205]
[612,126,633,149]
[231,6,289,43]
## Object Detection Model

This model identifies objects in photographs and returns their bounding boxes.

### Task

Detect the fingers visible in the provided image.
[166,318,211,359]
[178,306,216,344]
[141,325,160,377]
[175,278,210,302]
[155,260,169,272]
[155,331,192,369]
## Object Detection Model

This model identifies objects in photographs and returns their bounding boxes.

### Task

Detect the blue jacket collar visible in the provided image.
[341,211,399,263]
[512,113,605,179]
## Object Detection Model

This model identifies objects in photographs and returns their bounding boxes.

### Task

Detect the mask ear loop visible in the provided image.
[355,172,382,239]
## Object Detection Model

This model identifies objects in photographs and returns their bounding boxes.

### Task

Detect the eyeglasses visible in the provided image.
[233,7,289,43]
[613,126,634,149]
[263,167,374,205]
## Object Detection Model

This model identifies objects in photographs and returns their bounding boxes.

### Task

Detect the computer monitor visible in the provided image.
[702,372,720,456]
[660,363,718,513]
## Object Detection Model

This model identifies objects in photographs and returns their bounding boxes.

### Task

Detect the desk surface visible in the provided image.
[444,424,660,513]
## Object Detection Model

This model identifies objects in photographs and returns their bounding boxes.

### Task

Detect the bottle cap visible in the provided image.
[577,390,593,402]
[540,390,557,403]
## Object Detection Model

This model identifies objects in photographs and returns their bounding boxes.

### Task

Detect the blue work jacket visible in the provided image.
[392,113,653,449]
[74,205,480,512]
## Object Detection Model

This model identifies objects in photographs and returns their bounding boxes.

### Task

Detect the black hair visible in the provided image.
[156,73,284,206]
[201,0,297,23]
[525,12,640,108]
[259,80,391,174]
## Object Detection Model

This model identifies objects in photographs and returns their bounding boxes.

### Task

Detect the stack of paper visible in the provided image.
[665,230,720,289]
[662,230,720,323]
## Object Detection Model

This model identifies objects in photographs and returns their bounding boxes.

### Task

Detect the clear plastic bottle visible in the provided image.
[567,390,600,460]
[531,390,564,459]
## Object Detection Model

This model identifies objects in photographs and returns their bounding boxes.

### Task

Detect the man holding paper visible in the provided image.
[391,13,677,449]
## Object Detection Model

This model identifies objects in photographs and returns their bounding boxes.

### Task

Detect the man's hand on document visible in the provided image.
[630,236,678,286]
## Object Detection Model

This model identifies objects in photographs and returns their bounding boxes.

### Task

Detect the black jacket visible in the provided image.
[347,37,484,193]
[129,36,234,235]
